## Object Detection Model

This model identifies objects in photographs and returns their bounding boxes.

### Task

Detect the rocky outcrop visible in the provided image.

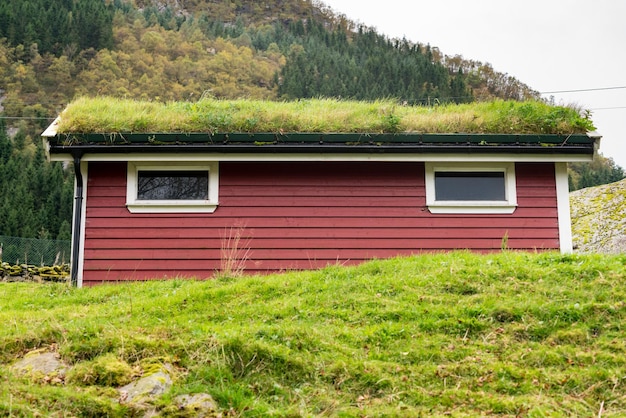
[11,349,68,384]
[570,178,626,254]
[119,366,173,406]
[169,394,220,417]
[9,350,221,416]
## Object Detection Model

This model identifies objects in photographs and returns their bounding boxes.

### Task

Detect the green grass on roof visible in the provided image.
[55,97,595,135]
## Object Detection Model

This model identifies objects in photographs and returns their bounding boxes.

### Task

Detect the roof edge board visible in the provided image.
[46,151,596,163]
[47,132,596,145]
[41,117,61,137]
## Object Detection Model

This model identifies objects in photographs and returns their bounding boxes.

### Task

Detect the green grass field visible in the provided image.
[1,251,625,416]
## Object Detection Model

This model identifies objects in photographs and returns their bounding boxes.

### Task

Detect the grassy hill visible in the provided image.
[1,251,625,416]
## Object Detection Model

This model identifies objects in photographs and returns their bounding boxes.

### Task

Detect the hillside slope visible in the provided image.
[571,178,626,253]
[1,252,625,416]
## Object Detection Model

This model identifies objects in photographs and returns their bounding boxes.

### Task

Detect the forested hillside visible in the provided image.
[0,0,114,55]
[0,0,622,240]
[0,118,73,240]
[569,157,624,191]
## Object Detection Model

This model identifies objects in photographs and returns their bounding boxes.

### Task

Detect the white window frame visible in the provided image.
[425,162,517,214]
[126,161,219,213]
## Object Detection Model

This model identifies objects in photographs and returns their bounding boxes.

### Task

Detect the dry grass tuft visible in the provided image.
[219,225,252,278]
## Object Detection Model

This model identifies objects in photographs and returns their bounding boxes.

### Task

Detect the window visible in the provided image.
[127,162,219,213]
[425,162,517,214]
[137,171,208,201]
[434,171,505,201]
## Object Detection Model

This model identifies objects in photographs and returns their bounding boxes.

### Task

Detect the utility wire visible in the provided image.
[0,116,55,120]
[541,86,626,94]
[590,106,626,111]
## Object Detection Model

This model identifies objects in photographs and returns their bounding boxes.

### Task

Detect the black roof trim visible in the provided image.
[47,143,594,155]
[46,132,596,155]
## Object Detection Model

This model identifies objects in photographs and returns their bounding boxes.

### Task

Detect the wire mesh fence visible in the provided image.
[0,235,71,266]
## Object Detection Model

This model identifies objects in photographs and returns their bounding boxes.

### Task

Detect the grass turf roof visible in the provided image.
[55,97,595,136]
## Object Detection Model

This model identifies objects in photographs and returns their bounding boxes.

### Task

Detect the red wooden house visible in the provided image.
[43,99,600,286]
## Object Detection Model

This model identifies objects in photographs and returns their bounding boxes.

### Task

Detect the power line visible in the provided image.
[590,106,626,111]
[0,116,55,120]
[541,86,626,94]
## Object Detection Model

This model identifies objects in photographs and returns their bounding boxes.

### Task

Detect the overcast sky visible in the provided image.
[321,0,626,168]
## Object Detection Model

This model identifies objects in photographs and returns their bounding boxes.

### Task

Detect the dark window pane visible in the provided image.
[435,171,505,201]
[137,171,208,200]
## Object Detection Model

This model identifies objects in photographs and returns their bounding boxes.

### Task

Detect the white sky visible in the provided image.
[321,0,626,168]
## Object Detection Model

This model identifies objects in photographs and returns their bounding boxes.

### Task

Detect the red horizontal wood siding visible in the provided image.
[82,161,559,285]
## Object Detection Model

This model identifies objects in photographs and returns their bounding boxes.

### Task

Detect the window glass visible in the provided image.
[137,170,208,200]
[434,171,505,201]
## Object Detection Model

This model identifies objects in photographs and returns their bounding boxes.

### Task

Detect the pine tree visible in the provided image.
[0,118,11,164]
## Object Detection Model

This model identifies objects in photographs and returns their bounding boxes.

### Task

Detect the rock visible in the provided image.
[118,368,173,406]
[11,350,68,383]
[174,393,220,417]
[570,178,626,254]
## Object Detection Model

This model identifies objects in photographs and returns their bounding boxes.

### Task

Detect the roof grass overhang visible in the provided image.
[43,97,599,157]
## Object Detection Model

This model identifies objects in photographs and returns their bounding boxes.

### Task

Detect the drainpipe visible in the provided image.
[70,152,84,287]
